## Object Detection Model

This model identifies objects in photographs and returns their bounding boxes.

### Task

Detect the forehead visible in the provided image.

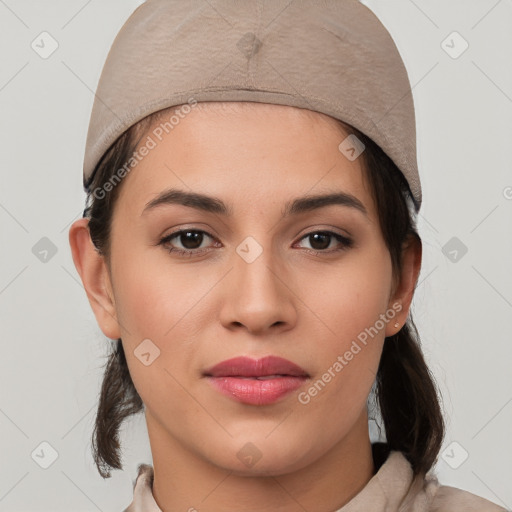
[116,101,375,221]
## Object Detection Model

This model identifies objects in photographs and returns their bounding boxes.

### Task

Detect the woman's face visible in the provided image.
[90,102,407,475]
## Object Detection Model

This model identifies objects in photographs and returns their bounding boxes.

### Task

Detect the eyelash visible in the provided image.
[158,228,353,257]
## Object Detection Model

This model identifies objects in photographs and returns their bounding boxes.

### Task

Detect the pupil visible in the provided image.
[310,232,330,250]
[181,231,202,249]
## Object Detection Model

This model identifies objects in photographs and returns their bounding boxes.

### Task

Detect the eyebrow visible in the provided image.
[141,188,368,218]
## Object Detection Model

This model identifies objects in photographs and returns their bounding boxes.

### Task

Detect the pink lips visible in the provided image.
[203,356,309,405]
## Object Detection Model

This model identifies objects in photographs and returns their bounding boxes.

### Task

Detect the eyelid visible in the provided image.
[295,223,353,240]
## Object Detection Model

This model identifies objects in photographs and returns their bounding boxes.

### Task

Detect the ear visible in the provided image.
[385,234,422,336]
[68,218,121,340]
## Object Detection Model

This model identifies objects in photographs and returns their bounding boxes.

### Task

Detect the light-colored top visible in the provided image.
[122,450,507,511]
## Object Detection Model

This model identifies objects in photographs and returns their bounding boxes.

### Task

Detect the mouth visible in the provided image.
[203,355,310,378]
[203,355,309,405]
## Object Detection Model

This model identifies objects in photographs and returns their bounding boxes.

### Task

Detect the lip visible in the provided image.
[203,356,309,406]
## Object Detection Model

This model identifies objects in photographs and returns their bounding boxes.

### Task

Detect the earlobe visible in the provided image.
[68,218,121,340]
[385,234,422,337]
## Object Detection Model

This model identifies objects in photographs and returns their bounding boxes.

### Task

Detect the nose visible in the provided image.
[218,239,298,336]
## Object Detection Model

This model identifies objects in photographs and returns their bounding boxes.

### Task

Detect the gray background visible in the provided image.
[1,0,511,510]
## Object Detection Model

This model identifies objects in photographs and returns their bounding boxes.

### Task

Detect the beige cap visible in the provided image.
[84,0,421,210]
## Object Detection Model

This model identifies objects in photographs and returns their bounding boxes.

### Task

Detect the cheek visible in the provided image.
[111,258,208,418]
[298,245,392,406]
[112,247,205,341]
[310,244,393,342]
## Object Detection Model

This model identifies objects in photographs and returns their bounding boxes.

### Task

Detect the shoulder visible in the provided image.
[389,451,508,512]
[430,484,508,512]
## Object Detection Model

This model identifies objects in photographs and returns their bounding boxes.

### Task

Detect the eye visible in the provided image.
[158,229,353,257]
[159,229,218,256]
[294,231,353,255]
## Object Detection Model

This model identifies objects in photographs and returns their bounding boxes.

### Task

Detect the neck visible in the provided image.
[147,409,375,512]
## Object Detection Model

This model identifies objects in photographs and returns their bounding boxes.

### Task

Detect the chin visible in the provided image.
[207,438,318,477]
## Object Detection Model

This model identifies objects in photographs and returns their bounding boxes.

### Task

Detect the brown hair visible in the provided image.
[83,107,444,479]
